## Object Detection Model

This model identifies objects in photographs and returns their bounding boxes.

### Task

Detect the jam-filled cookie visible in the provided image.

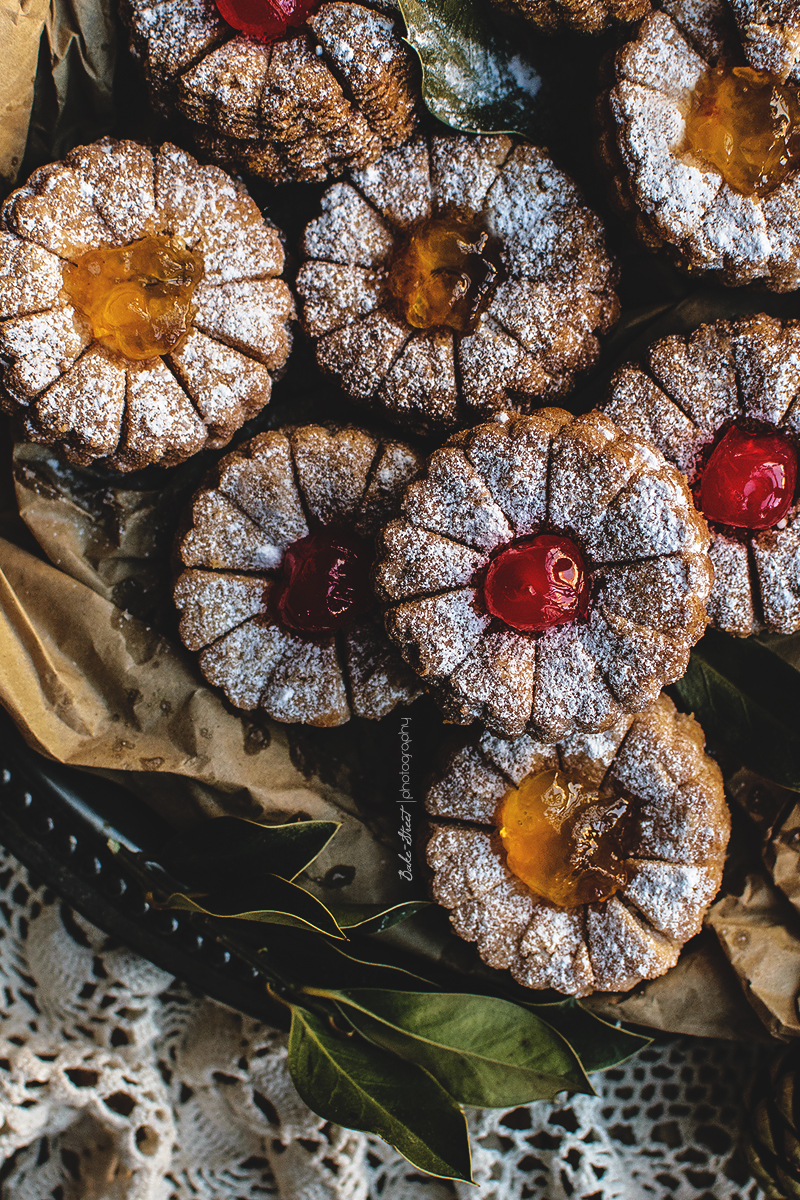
[0,139,294,471]
[122,0,419,184]
[490,0,650,34]
[373,408,712,742]
[174,424,423,726]
[601,0,800,288]
[730,0,800,81]
[426,694,730,996]
[603,314,800,636]
[296,133,619,433]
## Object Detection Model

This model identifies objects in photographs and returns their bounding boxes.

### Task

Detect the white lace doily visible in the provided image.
[0,844,765,1200]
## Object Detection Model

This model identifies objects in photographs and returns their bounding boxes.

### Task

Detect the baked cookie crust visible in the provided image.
[426,694,730,996]
[0,139,294,472]
[601,0,800,289]
[174,424,423,726]
[604,314,800,636]
[491,0,650,34]
[374,408,712,741]
[121,0,419,184]
[296,133,619,434]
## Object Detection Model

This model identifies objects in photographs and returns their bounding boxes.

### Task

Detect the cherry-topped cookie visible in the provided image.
[174,424,422,726]
[603,314,800,636]
[374,408,712,742]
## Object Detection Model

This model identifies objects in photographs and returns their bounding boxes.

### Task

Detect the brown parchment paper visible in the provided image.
[0,436,795,1040]
[0,0,49,192]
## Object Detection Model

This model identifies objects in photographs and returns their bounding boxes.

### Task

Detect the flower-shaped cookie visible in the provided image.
[426,694,729,996]
[603,314,800,636]
[174,424,423,726]
[122,0,419,184]
[491,0,650,34]
[0,139,294,472]
[730,0,800,81]
[374,408,712,742]
[601,0,800,289]
[296,133,619,433]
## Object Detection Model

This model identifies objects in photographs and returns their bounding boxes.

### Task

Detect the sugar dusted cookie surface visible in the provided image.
[730,0,800,81]
[602,0,800,289]
[375,408,712,741]
[174,424,423,727]
[603,314,800,636]
[296,133,619,433]
[121,0,419,184]
[491,0,650,33]
[0,139,294,472]
[426,694,730,996]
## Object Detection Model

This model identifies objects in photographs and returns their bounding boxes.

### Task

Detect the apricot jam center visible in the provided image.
[684,63,800,196]
[388,214,503,333]
[497,769,634,908]
[62,235,203,361]
[275,526,374,636]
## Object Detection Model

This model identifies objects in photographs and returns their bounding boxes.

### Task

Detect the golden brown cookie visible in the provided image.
[122,0,419,184]
[0,139,294,472]
[730,0,800,81]
[426,694,730,996]
[174,424,423,726]
[600,0,800,289]
[296,133,619,433]
[491,0,650,34]
[374,408,712,741]
[603,314,800,636]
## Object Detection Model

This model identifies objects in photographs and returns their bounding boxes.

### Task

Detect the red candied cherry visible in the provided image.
[275,526,374,636]
[215,0,318,40]
[698,425,798,531]
[484,534,590,634]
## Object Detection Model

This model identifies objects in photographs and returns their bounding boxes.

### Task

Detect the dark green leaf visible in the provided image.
[288,1007,472,1182]
[162,874,346,939]
[160,817,340,888]
[671,628,800,792]
[243,925,441,991]
[330,900,431,934]
[399,0,545,139]
[320,989,590,1106]
[530,999,651,1072]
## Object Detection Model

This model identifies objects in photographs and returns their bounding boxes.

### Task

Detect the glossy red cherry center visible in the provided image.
[484,534,590,633]
[275,526,374,636]
[698,425,798,530]
[215,0,317,39]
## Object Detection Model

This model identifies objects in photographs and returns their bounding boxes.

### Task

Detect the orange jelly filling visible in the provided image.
[388,214,503,333]
[684,63,800,196]
[496,769,635,908]
[62,235,204,361]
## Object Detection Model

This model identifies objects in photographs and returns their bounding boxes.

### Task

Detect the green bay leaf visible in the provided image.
[160,817,340,888]
[325,988,590,1106]
[162,874,345,939]
[399,0,545,139]
[670,628,800,791]
[530,999,651,1072]
[330,900,431,934]
[288,1006,472,1182]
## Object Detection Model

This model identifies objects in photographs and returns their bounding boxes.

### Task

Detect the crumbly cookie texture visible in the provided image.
[174,424,423,727]
[121,0,419,184]
[0,139,294,472]
[426,694,730,996]
[374,408,712,741]
[491,0,650,33]
[603,314,800,636]
[296,133,619,433]
[730,0,800,81]
[601,0,800,289]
